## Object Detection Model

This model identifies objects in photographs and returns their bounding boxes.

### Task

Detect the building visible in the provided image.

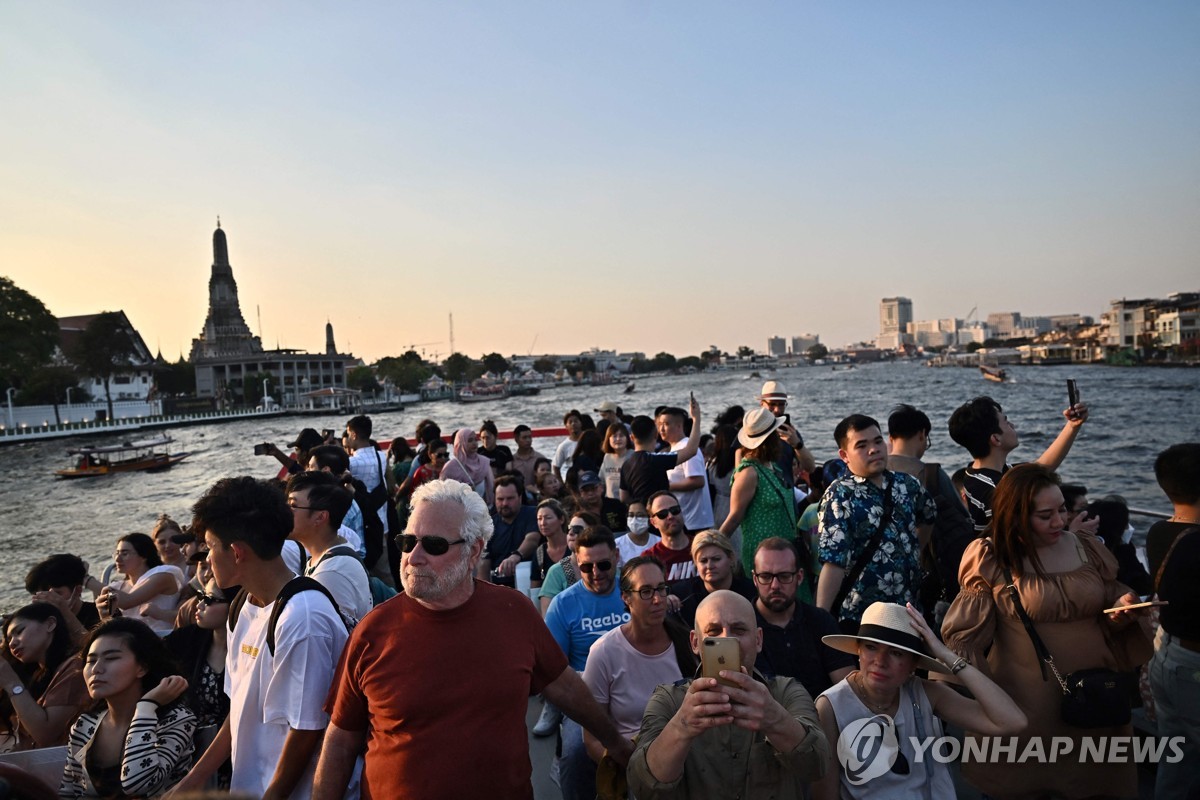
[767,337,787,357]
[57,311,158,401]
[1104,299,1157,349]
[790,334,819,354]
[189,223,357,405]
[878,297,913,350]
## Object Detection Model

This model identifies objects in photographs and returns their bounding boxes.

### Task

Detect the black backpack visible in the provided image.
[227,576,351,657]
[918,463,977,611]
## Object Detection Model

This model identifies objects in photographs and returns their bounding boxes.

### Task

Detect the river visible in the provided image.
[0,362,1196,609]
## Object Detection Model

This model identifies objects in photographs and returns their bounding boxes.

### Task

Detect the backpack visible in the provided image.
[350,473,386,568]
[227,576,352,657]
[305,544,398,608]
[918,463,977,615]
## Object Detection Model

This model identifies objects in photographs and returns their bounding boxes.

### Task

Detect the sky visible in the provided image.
[1,2,1197,363]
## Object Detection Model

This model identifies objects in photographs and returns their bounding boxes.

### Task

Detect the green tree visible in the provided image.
[736,345,754,358]
[442,352,475,383]
[0,276,60,392]
[806,343,829,362]
[347,365,381,396]
[68,312,137,420]
[481,352,511,375]
[155,357,196,396]
[966,341,984,353]
[677,356,703,370]
[533,357,558,374]
[377,355,431,393]
[242,371,275,406]
[650,352,677,371]
[17,362,82,423]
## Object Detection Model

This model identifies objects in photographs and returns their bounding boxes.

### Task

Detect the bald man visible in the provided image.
[627,590,829,799]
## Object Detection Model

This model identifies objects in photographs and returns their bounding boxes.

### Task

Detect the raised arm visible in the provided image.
[670,397,703,466]
[1035,403,1088,471]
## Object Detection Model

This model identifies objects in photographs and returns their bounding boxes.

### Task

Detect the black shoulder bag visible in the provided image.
[997,546,1131,729]
[830,475,894,623]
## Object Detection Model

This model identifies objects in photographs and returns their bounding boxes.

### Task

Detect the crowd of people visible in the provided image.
[0,380,1196,800]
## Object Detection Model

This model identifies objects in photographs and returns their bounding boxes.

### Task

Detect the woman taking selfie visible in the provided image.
[60,618,196,798]
[95,534,185,635]
[941,464,1153,799]
[1,602,87,751]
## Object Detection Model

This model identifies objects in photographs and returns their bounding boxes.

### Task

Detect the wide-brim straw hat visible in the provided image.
[738,407,785,450]
[757,380,788,401]
[822,602,949,674]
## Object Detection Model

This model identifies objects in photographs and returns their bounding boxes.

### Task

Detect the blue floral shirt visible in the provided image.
[817,471,936,622]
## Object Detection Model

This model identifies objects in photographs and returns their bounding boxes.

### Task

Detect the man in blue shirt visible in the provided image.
[545,526,630,800]
[478,475,539,587]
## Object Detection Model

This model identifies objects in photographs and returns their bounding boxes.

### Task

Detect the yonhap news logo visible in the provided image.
[836,713,1187,784]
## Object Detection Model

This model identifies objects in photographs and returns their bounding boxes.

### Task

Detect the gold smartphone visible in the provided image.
[701,637,740,688]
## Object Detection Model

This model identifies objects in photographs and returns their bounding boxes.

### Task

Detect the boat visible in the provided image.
[56,436,190,479]
[980,365,1008,383]
[456,385,508,403]
[623,382,636,394]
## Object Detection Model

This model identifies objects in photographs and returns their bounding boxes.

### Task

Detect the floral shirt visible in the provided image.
[817,471,936,623]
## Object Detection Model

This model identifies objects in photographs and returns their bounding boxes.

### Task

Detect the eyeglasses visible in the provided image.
[577,560,613,574]
[288,503,324,512]
[629,583,669,601]
[431,452,449,460]
[395,533,468,556]
[753,570,799,585]
[651,505,682,520]
[197,593,228,607]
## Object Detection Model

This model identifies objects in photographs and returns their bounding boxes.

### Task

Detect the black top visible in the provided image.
[754,601,857,699]
[1153,525,1200,640]
[620,451,677,506]
[478,444,514,475]
[963,465,1008,533]
[487,506,540,586]
[668,575,757,628]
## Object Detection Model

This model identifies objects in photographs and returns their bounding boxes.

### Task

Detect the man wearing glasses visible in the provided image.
[751,538,854,700]
[643,491,698,587]
[315,481,631,800]
[544,525,631,800]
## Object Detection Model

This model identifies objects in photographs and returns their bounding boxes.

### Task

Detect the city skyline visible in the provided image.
[2,3,1197,362]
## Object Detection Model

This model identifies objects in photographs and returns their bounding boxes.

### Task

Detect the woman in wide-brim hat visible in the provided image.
[719,407,800,578]
[810,602,1026,800]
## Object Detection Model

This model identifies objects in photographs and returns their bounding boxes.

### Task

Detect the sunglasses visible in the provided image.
[197,593,228,607]
[431,451,449,460]
[578,560,613,574]
[651,505,682,520]
[568,525,586,535]
[753,570,799,585]
[630,583,669,601]
[395,533,468,556]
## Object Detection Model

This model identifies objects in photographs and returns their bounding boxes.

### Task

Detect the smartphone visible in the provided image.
[781,413,791,426]
[1067,379,1080,409]
[253,443,271,456]
[701,637,741,687]
[321,429,334,441]
[1102,600,1168,614]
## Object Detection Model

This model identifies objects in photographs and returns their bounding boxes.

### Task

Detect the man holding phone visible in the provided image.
[628,590,829,799]
[756,381,816,484]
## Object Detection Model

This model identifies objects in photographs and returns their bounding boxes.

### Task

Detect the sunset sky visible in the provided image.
[2,3,1196,363]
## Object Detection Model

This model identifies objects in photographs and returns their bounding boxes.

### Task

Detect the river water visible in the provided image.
[0,362,1196,609]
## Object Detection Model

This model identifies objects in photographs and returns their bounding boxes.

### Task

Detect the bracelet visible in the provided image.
[949,657,969,675]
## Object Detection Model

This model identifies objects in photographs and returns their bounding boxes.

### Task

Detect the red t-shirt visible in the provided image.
[644,540,697,586]
[326,580,568,800]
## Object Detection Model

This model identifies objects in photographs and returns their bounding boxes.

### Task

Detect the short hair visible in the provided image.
[308,444,350,474]
[620,555,666,594]
[1086,499,1130,549]
[25,554,88,593]
[574,524,616,552]
[419,424,443,445]
[191,476,293,560]
[948,396,1004,459]
[1060,483,1089,511]
[82,618,184,698]
[647,490,678,510]
[888,404,932,439]
[117,533,161,568]
[629,415,657,442]
[285,470,353,529]
[494,475,522,496]
[563,409,583,425]
[1154,443,1200,506]
[347,415,372,440]
[950,467,968,493]
[691,530,734,559]
[834,414,881,450]
[656,406,686,425]
[754,536,800,568]
[988,463,1061,579]
[533,457,552,472]
[513,424,532,438]
[479,419,499,437]
[602,423,628,454]
[410,480,493,547]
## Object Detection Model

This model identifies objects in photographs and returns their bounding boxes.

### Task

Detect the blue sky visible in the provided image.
[2,2,1196,362]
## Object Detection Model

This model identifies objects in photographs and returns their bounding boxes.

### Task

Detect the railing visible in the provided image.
[0,407,286,444]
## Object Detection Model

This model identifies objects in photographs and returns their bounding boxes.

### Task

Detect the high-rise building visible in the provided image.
[878,297,913,349]
[767,337,787,357]
[790,334,819,354]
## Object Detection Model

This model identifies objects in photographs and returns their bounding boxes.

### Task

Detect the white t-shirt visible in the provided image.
[667,437,715,530]
[583,626,683,739]
[614,532,661,568]
[348,447,389,533]
[119,565,185,635]
[306,550,372,625]
[553,438,578,478]
[226,586,353,798]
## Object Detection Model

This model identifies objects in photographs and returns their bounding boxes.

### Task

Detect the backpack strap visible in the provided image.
[831,474,894,616]
[266,576,345,657]
[1155,526,1198,595]
[227,587,251,634]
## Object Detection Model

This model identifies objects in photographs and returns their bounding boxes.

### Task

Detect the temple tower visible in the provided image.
[190,221,263,360]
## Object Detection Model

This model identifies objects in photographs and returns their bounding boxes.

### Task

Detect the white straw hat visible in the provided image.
[757,380,788,401]
[822,602,949,674]
[738,407,785,450]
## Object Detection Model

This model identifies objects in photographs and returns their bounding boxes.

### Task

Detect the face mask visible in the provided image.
[628,516,650,535]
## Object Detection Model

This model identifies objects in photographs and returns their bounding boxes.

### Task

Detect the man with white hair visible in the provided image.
[313,480,633,800]
[756,381,816,482]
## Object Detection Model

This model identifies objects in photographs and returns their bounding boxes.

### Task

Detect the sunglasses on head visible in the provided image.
[578,560,613,574]
[395,533,468,556]
[652,505,682,520]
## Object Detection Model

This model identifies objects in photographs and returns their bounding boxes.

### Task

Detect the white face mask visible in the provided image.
[627,516,650,535]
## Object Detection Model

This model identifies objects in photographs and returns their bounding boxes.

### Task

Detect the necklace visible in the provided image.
[1171,515,1200,525]
[853,672,895,714]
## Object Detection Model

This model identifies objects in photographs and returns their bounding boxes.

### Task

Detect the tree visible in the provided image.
[69,312,137,420]
[377,355,431,393]
[736,345,754,358]
[481,352,510,375]
[442,352,475,383]
[966,341,984,353]
[806,343,829,362]
[17,362,82,423]
[347,365,381,396]
[0,276,60,392]
[649,352,677,371]
[241,371,275,406]
[677,356,703,370]
[155,357,196,396]
[533,357,558,374]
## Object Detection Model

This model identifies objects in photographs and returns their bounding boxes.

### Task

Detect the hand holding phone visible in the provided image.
[701,637,741,688]
[1102,600,1167,615]
[253,443,271,456]
[1066,379,1081,420]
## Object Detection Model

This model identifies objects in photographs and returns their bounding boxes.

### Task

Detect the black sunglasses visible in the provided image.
[395,533,468,556]
[578,560,613,574]
[197,593,228,607]
[651,505,682,520]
